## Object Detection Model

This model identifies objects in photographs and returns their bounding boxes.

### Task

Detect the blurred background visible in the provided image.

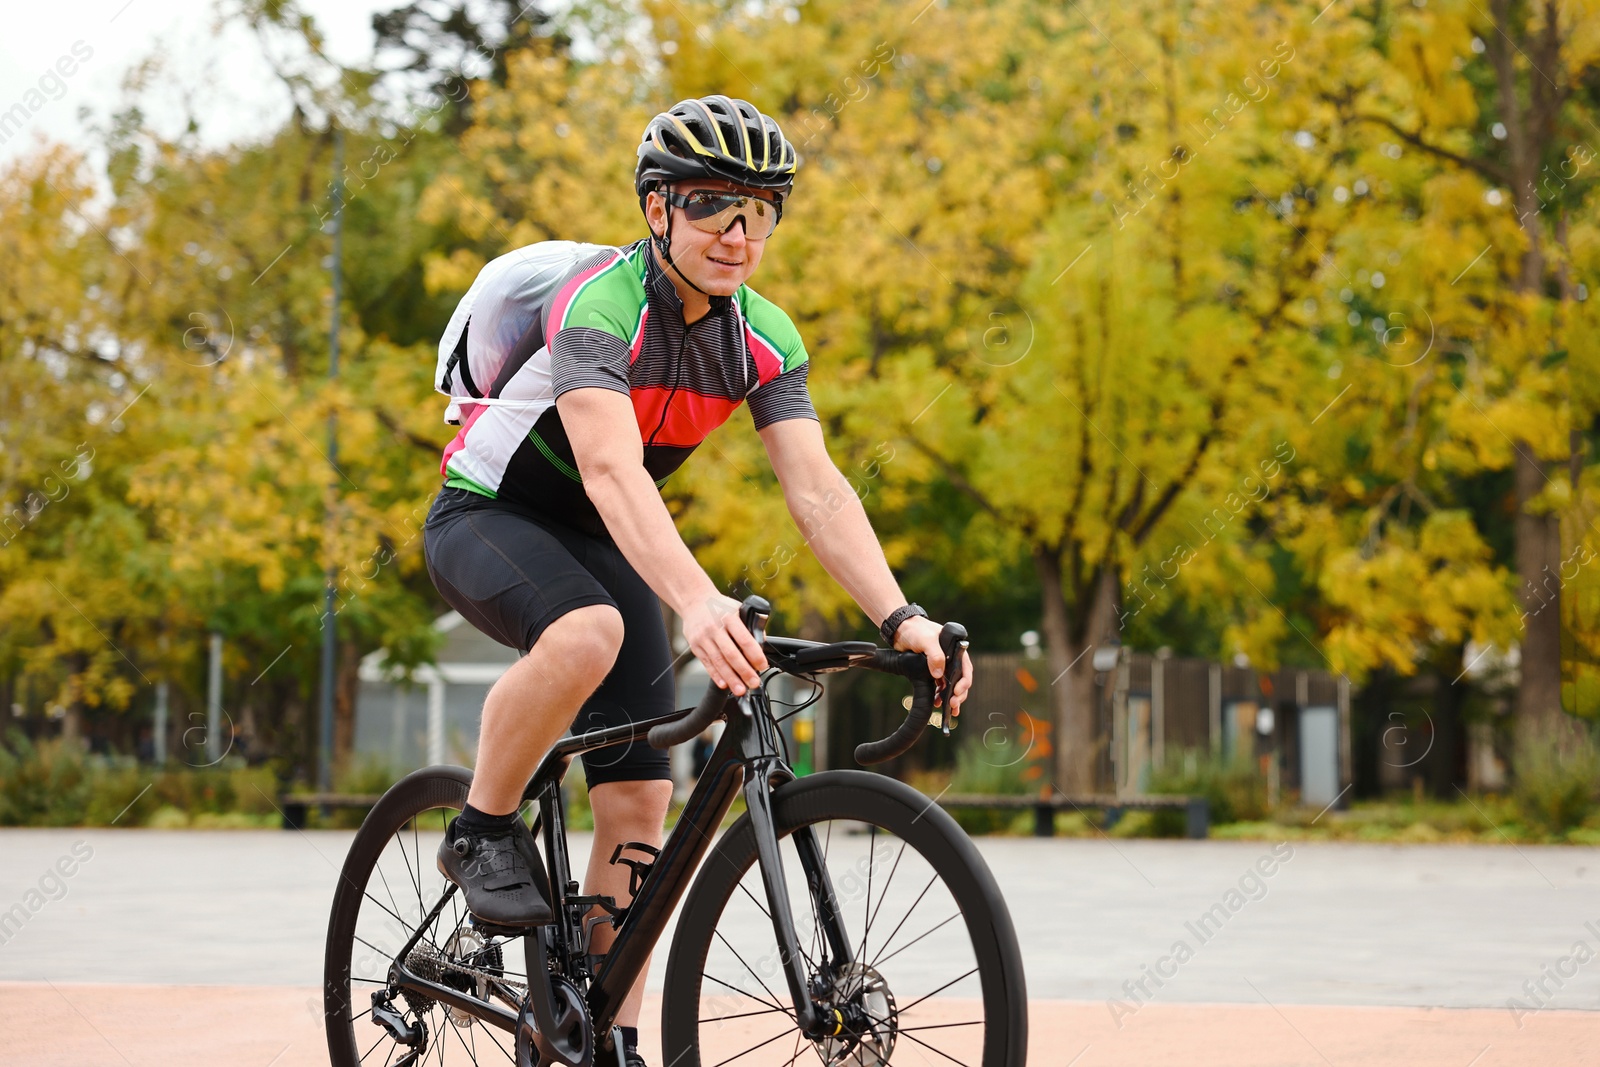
[1,0,1598,847]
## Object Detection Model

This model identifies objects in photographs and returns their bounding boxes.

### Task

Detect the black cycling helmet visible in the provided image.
[634,95,798,204]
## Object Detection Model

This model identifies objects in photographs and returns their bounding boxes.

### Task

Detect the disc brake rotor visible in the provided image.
[815,962,897,1067]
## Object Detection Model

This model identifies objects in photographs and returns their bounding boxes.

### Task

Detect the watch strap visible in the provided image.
[879,603,929,646]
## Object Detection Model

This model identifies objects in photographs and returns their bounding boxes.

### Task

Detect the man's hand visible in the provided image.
[682,594,769,697]
[892,615,972,717]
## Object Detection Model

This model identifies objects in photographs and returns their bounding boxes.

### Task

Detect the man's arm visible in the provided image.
[557,386,766,694]
[759,418,972,709]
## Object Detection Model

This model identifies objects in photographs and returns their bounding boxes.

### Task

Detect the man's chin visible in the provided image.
[698,276,745,296]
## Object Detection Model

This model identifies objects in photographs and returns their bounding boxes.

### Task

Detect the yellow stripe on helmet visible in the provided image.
[689,99,732,157]
[759,116,772,171]
[664,117,716,158]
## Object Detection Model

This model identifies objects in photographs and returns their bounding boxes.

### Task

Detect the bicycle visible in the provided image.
[323,595,1028,1067]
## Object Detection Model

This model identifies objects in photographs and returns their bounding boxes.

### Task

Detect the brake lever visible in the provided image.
[931,622,969,736]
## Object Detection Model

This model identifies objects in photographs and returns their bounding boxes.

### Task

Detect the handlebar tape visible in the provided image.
[854,623,968,765]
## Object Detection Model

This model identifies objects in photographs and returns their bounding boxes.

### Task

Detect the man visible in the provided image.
[422,95,971,1065]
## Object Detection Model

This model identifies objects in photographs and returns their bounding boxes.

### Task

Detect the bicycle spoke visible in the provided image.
[862,824,876,962]
[706,1024,804,1067]
[702,972,793,1018]
[893,1026,979,1067]
[892,965,979,1015]
[863,871,937,972]
[713,927,793,1015]
[871,910,960,970]
[898,1021,984,1033]
[698,1004,794,1024]
[864,838,908,944]
[360,1026,390,1064]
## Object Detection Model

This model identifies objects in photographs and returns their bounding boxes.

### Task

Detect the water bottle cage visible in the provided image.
[609,841,661,897]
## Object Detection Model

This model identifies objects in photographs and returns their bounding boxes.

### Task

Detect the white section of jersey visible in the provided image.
[435,241,611,424]
[444,342,559,493]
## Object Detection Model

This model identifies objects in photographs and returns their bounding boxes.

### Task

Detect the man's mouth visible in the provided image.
[708,256,742,268]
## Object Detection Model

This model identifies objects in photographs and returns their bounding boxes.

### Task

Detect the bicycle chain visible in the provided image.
[400,940,528,1015]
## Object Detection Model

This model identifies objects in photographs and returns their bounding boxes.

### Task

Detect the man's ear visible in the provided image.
[645,190,667,238]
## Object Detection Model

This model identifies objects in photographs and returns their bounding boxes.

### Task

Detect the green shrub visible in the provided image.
[1148,748,1268,825]
[1515,732,1600,834]
[0,731,282,828]
[943,733,1033,835]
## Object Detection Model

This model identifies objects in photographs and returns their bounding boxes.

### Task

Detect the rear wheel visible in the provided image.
[663,771,1027,1067]
[324,766,535,1067]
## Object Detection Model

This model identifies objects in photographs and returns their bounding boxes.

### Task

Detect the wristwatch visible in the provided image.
[879,603,929,646]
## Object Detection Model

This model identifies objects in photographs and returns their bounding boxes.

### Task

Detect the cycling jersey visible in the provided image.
[438,239,817,537]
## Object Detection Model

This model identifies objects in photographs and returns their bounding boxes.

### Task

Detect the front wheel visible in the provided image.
[663,771,1027,1067]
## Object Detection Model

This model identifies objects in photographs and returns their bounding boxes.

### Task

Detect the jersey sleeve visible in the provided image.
[741,288,819,430]
[548,250,645,398]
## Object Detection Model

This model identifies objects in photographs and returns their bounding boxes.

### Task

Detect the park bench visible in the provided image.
[936,792,1210,839]
[279,792,382,829]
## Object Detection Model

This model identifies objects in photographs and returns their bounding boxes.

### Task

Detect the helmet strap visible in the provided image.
[649,187,731,313]
[654,209,712,299]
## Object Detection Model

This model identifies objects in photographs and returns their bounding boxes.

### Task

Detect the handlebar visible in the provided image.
[648,595,969,766]
[854,622,968,765]
[646,596,769,750]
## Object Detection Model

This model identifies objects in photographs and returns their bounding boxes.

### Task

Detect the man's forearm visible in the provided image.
[586,469,718,615]
[794,486,907,630]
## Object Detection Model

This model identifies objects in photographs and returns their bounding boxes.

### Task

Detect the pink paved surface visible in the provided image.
[4,983,1592,1065]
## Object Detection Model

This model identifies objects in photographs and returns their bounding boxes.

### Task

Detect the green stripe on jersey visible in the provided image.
[557,246,649,342]
[445,473,498,499]
[737,285,809,373]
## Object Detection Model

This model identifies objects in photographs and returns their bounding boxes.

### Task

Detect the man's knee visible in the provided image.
[534,604,625,680]
[590,778,673,826]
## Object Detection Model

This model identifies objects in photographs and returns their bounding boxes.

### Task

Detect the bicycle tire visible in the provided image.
[324,765,531,1067]
[662,770,1027,1067]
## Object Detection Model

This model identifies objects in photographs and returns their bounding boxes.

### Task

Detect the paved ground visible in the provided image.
[8,986,1595,1066]
[2,828,1598,1063]
[4,828,1598,1008]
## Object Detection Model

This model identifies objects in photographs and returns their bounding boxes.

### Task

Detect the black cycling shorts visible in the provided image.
[423,486,673,789]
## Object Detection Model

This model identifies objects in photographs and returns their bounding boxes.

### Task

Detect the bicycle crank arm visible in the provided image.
[517,927,594,1067]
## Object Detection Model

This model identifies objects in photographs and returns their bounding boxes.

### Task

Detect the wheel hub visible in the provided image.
[814,963,897,1067]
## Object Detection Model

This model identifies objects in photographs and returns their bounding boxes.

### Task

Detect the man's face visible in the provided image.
[646,178,777,296]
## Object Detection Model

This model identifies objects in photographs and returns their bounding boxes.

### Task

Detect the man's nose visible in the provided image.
[718,217,748,244]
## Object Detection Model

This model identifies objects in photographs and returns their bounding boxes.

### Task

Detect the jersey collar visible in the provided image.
[637,237,734,320]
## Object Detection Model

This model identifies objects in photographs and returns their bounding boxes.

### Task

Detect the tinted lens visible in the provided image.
[679,192,779,239]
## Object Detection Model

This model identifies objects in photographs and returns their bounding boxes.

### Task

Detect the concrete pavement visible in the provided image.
[2,828,1598,1063]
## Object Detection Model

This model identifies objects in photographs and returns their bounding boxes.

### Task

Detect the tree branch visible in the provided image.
[1350,113,1511,186]
[375,408,443,454]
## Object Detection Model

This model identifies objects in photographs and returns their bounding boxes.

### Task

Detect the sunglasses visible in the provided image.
[665,189,784,239]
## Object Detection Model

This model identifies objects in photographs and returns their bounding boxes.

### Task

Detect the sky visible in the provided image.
[0,0,397,169]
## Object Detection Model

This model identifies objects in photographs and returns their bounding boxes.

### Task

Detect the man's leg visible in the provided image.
[466,604,625,815]
[585,779,674,1028]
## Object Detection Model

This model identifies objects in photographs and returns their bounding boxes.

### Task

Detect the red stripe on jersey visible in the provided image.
[744,322,783,384]
[547,251,622,335]
[632,387,742,448]
[440,401,491,475]
[629,308,651,364]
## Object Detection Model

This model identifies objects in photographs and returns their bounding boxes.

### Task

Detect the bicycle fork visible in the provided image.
[738,695,854,1040]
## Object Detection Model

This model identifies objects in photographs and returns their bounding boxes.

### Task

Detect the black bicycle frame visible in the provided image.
[390,671,849,1043]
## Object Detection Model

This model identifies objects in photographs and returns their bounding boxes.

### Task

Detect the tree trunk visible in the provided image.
[1487,0,1576,755]
[1514,444,1577,749]
[61,651,89,749]
[1037,548,1119,794]
[333,637,361,775]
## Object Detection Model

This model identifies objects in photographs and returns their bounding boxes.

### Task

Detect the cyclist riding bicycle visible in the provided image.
[421,95,973,1066]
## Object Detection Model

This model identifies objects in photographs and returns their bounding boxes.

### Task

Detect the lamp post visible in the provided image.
[316,127,344,795]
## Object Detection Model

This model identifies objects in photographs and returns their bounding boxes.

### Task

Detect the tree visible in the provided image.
[1320,0,1600,751]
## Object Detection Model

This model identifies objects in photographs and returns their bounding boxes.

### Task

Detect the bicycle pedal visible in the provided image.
[469,915,542,939]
